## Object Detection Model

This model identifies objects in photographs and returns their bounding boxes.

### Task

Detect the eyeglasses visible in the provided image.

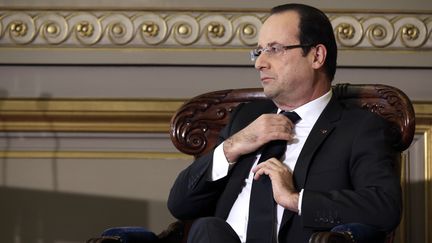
[250,43,313,61]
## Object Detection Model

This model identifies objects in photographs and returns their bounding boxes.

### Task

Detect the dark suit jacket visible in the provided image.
[168,94,402,242]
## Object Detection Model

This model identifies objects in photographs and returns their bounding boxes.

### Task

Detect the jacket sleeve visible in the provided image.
[167,103,245,220]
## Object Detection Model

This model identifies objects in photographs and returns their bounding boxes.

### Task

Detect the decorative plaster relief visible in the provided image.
[0,10,431,50]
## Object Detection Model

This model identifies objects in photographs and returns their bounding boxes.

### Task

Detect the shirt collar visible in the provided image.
[277,90,332,125]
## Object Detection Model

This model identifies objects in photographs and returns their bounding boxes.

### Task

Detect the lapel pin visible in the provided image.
[320,129,328,134]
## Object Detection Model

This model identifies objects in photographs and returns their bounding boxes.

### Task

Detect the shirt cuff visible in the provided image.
[211,142,231,181]
[298,189,304,215]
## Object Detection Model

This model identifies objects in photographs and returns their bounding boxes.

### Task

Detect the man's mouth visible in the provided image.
[260,76,274,83]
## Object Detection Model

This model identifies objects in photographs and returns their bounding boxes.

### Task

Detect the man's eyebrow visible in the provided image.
[256,41,282,49]
[267,41,278,46]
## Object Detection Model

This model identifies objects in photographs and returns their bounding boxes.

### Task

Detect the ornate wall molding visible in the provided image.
[331,14,432,49]
[0,10,431,49]
[0,10,265,48]
[0,9,431,66]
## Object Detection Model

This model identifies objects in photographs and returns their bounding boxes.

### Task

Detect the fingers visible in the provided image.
[263,113,295,130]
[261,114,296,142]
[252,159,299,211]
[237,114,295,147]
[223,114,296,163]
[252,158,290,180]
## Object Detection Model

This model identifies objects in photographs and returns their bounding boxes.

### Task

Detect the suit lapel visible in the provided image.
[280,95,343,228]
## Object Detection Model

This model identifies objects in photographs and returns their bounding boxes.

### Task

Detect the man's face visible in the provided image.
[255,11,319,108]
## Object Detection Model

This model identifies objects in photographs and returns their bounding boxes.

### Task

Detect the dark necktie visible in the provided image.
[246,111,301,243]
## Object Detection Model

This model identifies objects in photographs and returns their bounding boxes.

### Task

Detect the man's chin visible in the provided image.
[262,87,276,99]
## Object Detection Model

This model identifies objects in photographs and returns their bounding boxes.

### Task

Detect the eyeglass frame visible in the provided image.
[250,43,314,62]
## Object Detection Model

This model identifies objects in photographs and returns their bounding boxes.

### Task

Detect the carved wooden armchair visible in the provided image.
[88,83,415,243]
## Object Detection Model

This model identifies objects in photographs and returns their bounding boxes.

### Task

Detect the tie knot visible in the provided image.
[280,111,301,124]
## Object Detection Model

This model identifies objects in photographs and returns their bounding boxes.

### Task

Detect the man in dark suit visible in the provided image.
[168,3,401,243]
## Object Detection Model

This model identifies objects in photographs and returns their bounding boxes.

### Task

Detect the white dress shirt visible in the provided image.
[211,90,332,243]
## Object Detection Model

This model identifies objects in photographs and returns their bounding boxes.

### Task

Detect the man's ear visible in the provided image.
[311,44,327,70]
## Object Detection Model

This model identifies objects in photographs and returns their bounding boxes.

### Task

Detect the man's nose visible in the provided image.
[254,53,269,70]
